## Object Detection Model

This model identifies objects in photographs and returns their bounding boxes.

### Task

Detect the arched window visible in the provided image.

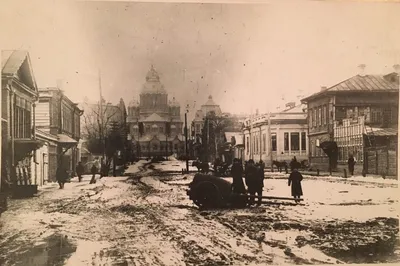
[152,124,158,133]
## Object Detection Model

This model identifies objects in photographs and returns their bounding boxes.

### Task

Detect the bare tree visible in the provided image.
[81,98,123,175]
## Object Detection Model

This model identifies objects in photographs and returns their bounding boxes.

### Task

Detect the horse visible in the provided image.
[272,160,288,173]
[192,160,210,174]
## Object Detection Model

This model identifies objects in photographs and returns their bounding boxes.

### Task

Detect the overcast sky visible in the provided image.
[1,0,399,120]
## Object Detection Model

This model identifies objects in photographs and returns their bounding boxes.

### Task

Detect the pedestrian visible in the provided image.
[347,154,356,176]
[231,158,246,194]
[76,162,84,182]
[290,156,298,172]
[288,166,303,203]
[245,159,262,206]
[56,166,68,189]
[90,164,98,184]
[100,162,107,179]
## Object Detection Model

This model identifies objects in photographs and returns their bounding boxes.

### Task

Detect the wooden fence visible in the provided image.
[364,146,397,176]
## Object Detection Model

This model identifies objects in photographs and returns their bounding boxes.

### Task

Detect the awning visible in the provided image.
[365,128,397,137]
[14,139,45,162]
[57,134,78,144]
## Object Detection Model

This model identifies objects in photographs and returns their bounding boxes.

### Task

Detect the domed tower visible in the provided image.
[140,65,169,117]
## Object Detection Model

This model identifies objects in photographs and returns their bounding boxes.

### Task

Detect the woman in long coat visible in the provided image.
[288,167,303,203]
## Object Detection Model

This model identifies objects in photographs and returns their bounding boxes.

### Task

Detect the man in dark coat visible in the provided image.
[347,155,356,176]
[231,158,246,194]
[76,162,84,182]
[288,166,303,203]
[245,160,263,206]
[90,164,98,184]
[56,166,68,189]
[290,156,298,172]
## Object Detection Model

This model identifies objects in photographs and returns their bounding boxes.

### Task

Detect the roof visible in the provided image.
[57,134,78,144]
[2,50,38,90]
[282,103,307,113]
[141,66,167,94]
[143,113,168,122]
[302,74,399,102]
[365,127,397,137]
[203,95,218,106]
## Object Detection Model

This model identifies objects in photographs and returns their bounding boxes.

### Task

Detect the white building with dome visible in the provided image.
[127,66,184,157]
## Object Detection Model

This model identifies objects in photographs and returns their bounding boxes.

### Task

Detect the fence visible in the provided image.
[364,146,397,176]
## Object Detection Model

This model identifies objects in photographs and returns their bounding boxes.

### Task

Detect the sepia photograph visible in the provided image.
[0,0,399,265]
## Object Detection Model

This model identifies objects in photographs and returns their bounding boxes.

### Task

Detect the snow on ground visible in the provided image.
[0,160,398,266]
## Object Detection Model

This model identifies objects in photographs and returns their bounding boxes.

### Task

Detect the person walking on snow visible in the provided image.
[245,160,262,206]
[348,154,356,176]
[288,166,303,203]
[231,158,246,194]
[76,162,84,182]
[56,166,68,189]
[90,164,98,184]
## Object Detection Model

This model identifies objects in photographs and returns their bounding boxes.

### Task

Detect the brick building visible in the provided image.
[242,103,309,166]
[301,70,398,175]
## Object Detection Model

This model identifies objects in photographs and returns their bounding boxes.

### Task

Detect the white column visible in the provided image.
[299,131,302,155]
[288,132,292,156]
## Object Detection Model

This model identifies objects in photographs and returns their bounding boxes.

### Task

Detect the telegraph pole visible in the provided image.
[268,112,273,172]
[99,69,105,161]
[185,109,189,172]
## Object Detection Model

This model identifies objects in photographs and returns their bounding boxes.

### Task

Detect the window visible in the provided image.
[313,109,317,127]
[284,132,289,151]
[153,144,158,150]
[146,125,151,133]
[290,133,300,151]
[301,132,306,151]
[271,133,277,151]
[263,133,266,153]
[14,97,32,139]
[318,108,322,126]
[322,106,327,125]
[195,124,200,134]
[174,144,178,150]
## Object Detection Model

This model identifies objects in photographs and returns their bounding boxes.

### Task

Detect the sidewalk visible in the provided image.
[264,170,398,185]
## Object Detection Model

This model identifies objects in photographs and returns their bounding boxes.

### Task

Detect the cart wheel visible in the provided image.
[193,182,222,209]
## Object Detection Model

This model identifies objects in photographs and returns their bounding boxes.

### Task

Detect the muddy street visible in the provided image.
[0,160,399,266]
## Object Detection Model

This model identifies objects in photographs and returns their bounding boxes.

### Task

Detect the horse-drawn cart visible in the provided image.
[186,173,303,209]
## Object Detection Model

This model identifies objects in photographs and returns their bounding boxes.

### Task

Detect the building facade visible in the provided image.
[243,103,309,165]
[301,71,399,175]
[191,95,222,137]
[35,87,83,181]
[127,66,184,158]
[1,50,43,194]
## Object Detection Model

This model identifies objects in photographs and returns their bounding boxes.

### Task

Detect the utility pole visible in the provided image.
[185,108,189,172]
[99,69,105,161]
[250,112,253,160]
[268,112,273,172]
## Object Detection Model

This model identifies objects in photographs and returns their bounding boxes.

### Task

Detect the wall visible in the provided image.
[35,101,50,130]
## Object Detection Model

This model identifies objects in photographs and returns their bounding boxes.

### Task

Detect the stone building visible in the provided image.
[242,103,308,165]
[301,69,398,175]
[126,66,184,158]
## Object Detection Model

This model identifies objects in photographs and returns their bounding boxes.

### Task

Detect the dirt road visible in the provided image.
[0,160,398,265]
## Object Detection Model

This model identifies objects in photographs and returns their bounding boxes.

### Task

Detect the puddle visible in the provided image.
[12,234,76,266]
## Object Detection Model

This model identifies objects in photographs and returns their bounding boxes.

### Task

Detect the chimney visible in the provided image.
[358,64,366,76]
[320,86,327,91]
[394,64,400,74]
[56,79,64,90]
[285,102,296,109]
[256,109,259,115]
